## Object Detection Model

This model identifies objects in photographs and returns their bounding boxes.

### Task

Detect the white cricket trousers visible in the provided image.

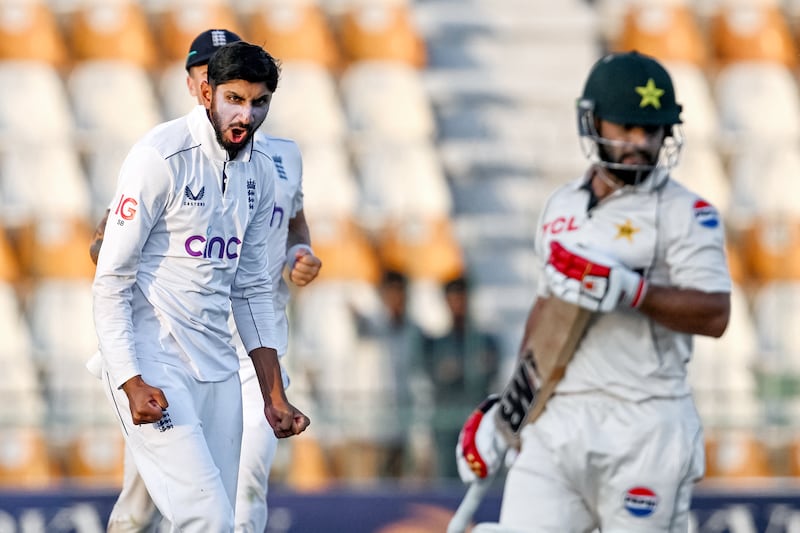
[104,359,243,533]
[234,363,279,533]
[498,392,704,533]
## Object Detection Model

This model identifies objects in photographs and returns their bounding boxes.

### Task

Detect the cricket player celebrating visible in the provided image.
[92,41,310,532]
[456,51,731,532]
[89,30,321,533]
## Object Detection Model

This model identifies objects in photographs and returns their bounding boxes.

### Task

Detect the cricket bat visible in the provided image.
[496,296,592,448]
[447,297,591,533]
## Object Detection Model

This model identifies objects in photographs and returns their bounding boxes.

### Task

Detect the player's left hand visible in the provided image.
[289,249,322,287]
[545,240,647,312]
[264,401,310,439]
[456,395,509,484]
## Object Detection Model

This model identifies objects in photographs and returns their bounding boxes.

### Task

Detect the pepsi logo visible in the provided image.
[623,486,658,518]
[693,199,719,229]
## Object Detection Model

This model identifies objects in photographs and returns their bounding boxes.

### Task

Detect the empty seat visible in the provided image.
[60,421,125,487]
[158,60,200,120]
[352,141,451,230]
[260,61,347,144]
[244,0,340,71]
[377,216,465,283]
[613,1,708,67]
[704,428,774,478]
[309,216,382,283]
[710,0,798,69]
[0,0,69,69]
[0,229,21,284]
[338,1,426,68]
[713,62,800,151]
[340,61,436,143]
[0,427,55,488]
[0,143,92,230]
[662,60,720,145]
[0,61,75,145]
[66,0,159,69]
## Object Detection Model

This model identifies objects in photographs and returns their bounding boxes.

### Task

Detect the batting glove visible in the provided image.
[456,395,509,484]
[545,241,647,313]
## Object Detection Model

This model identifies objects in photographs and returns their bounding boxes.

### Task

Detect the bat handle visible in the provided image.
[447,476,493,533]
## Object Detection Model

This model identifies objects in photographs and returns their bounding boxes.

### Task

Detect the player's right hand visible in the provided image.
[121,375,169,425]
[264,401,310,439]
[545,240,647,312]
[456,395,509,484]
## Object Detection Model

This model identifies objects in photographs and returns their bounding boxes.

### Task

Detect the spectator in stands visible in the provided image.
[419,274,500,479]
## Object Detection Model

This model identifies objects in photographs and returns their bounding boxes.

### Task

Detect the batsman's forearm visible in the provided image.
[638,286,730,337]
[249,347,288,407]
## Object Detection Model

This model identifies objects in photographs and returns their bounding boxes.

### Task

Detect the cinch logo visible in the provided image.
[184,234,241,259]
[114,194,138,221]
[273,155,288,181]
[693,199,719,229]
[184,186,206,207]
[624,486,659,518]
[542,216,579,234]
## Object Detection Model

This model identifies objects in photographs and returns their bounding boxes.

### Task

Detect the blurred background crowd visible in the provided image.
[0,0,799,492]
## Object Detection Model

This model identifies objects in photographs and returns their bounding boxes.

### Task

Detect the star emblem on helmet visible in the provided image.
[635,78,664,109]
[615,219,640,242]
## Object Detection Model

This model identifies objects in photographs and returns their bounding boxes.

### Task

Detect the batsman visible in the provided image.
[452,51,731,533]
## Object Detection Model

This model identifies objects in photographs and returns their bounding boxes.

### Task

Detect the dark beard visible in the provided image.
[209,108,254,157]
[597,143,656,186]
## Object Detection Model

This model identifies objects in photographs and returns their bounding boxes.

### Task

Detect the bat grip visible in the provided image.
[446,476,494,533]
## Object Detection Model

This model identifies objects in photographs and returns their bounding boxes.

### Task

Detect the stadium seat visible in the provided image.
[309,216,382,283]
[337,0,426,68]
[339,61,436,143]
[709,0,798,69]
[662,60,720,145]
[66,0,159,69]
[0,61,75,145]
[284,432,332,491]
[299,140,360,220]
[158,60,198,120]
[353,141,451,230]
[244,0,341,71]
[61,426,125,487]
[377,216,465,283]
[259,61,347,145]
[613,1,708,68]
[713,62,800,152]
[0,427,55,488]
[704,428,774,478]
[0,230,21,284]
[14,216,96,281]
[0,0,69,69]
[155,1,243,64]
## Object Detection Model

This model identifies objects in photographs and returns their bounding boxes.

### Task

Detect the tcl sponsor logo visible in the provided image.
[542,216,579,234]
[114,195,138,221]
[184,235,241,259]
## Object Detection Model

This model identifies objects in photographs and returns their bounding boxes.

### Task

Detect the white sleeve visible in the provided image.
[92,144,172,388]
[291,147,304,217]
[232,161,278,353]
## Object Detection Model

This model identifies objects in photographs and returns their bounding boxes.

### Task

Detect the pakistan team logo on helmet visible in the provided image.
[578,50,682,127]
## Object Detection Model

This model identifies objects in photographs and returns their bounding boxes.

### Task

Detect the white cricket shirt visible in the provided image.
[93,106,278,389]
[535,168,732,401]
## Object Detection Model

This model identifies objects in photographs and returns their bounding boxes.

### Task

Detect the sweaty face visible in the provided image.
[596,119,666,185]
[205,80,272,156]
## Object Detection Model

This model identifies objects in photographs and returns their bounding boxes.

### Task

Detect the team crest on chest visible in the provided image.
[247,179,256,210]
[615,219,640,242]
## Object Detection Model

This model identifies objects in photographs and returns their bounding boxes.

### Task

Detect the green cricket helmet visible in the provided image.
[576,51,684,186]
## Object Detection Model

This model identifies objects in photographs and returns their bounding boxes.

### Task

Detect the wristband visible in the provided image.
[286,243,314,271]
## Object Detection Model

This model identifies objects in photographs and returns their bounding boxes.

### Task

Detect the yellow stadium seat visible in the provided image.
[0,427,56,488]
[67,1,159,69]
[244,2,341,71]
[310,216,382,284]
[377,217,464,282]
[0,229,21,284]
[156,3,243,64]
[0,1,69,69]
[705,429,774,478]
[16,217,97,280]
[613,3,708,68]
[338,2,426,69]
[710,2,798,69]
[740,216,800,282]
[62,427,125,487]
[285,432,332,491]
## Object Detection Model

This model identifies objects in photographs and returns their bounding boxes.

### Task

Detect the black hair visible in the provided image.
[444,276,468,294]
[207,41,280,93]
[382,269,408,288]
